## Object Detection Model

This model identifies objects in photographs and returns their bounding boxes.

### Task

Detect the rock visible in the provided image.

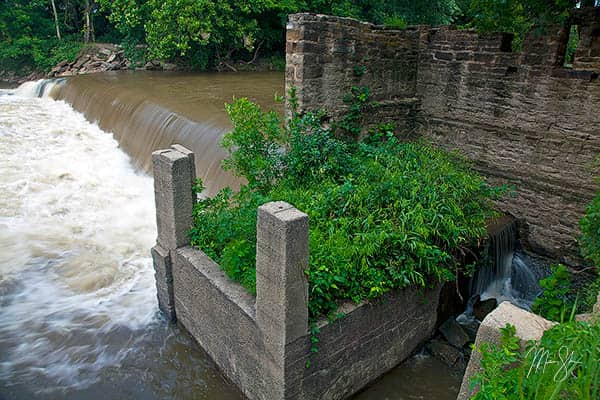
[594,292,600,314]
[457,302,556,400]
[99,47,112,57]
[73,55,90,69]
[162,62,178,71]
[87,61,104,69]
[427,339,463,367]
[575,313,595,322]
[439,317,470,348]
[473,297,497,321]
[107,53,117,64]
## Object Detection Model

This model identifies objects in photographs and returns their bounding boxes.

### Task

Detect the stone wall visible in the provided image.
[286,10,600,262]
[151,145,441,400]
[286,14,422,136]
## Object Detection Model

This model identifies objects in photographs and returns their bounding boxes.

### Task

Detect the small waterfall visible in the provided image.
[470,217,542,312]
[472,218,516,301]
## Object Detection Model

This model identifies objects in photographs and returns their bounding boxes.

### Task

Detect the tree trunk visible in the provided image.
[50,0,61,40]
[83,0,95,43]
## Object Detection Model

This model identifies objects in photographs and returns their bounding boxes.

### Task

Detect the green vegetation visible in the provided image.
[0,0,110,74]
[531,264,571,322]
[463,0,574,48]
[2,0,591,75]
[529,184,600,321]
[471,321,599,400]
[580,188,600,268]
[189,89,502,319]
[476,179,600,399]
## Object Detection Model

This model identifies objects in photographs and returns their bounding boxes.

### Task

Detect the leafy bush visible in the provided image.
[190,89,502,320]
[580,189,600,268]
[471,321,600,400]
[0,36,82,73]
[531,264,571,322]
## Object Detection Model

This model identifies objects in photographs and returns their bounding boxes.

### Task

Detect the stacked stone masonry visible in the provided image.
[286,10,600,262]
[151,145,441,400]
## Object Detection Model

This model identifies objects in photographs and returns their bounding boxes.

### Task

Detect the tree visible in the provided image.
[50,0,61,40]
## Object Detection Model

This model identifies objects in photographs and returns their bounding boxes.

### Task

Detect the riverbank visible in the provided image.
[0,42,286,85]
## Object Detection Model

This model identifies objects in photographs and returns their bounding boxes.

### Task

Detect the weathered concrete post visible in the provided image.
[256,201,309,366]
[151,144,196,322]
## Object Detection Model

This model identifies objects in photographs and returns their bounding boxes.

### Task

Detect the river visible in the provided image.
[0,72,461,399]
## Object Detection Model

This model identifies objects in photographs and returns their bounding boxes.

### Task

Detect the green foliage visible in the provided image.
[190,89,502,320]
[471,324,521,399]
[221,98,284,192]
[0,35,83,73]
[114,0,296,69]
[466,0,574,50]
[306,0,461,26]
[580,189,600,268]
[383,14,408,29]
[471,321,600,400]
[532,264,571,322]
[338,85,373,138]
[565,25,579,66]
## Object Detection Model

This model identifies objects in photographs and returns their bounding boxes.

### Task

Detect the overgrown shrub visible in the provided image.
[0,36,82,73]
[531,264,571,322]
[580,190,600,268]
[190,90,503,320]
[471,321,600,400]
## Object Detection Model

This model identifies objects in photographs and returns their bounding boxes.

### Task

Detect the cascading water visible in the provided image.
[469,217,543,312]
[0,81,244,399]
[47,71,284,196]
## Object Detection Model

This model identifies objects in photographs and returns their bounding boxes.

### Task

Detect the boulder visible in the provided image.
[457,302,555,400]
[427,339,463,367]
[162,62,178,71]
[99,47,112,57]
[72,55,90,69]
[439,317,470,348]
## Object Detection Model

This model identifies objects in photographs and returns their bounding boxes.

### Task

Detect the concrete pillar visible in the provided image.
[256,201,309,361]
[151,145,196,322]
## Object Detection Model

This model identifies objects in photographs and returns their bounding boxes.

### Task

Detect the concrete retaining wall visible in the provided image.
[151,145,441,400]
[286,10,600,263]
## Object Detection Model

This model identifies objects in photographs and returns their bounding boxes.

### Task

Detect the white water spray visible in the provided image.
[0,81,157,391]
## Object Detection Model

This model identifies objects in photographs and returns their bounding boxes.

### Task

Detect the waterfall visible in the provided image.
[470,217,542,311]
[42,71,283,196]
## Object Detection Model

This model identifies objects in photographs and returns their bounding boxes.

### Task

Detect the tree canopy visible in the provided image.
[0,0,593,74]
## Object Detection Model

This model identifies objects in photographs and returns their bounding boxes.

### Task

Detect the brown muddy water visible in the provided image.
[0,81,17,89]
[0,73,461,400]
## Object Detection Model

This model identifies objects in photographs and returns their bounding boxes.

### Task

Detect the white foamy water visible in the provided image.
[0,82,158,391]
